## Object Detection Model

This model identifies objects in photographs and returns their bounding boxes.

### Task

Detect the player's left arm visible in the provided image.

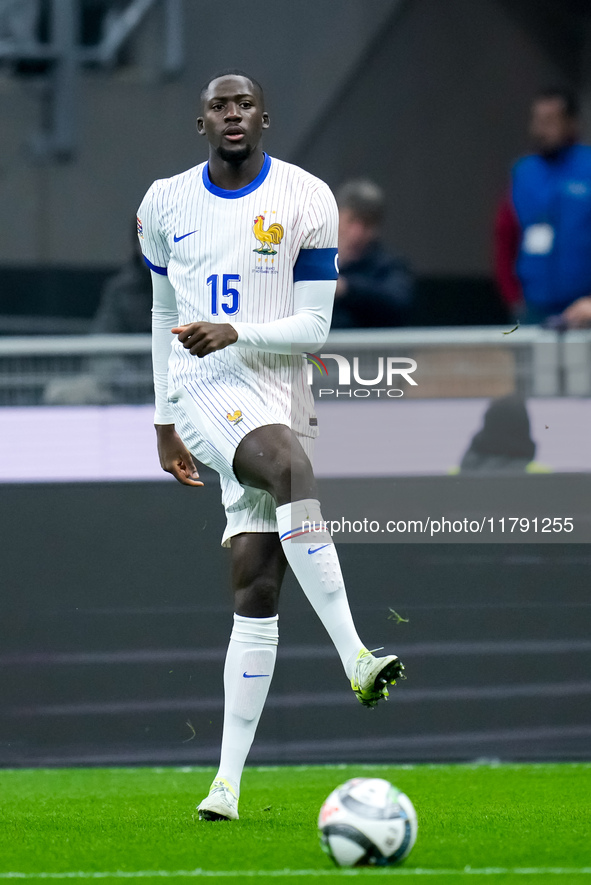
[172,279,335,356]
[173,183,338,357]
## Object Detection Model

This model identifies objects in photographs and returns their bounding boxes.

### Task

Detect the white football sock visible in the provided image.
[276,498,364,680]
[216,613,278,796]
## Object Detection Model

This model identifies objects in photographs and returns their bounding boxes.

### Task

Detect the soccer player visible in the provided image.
[137,70,404,822]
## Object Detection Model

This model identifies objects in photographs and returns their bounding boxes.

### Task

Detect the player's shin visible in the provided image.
[275,498,364,680]
[216,613,278,796]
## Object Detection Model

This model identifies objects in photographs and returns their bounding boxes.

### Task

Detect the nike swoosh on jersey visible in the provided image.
[308,544,331,554]
[173,230,199,242]
[243,672,270,678]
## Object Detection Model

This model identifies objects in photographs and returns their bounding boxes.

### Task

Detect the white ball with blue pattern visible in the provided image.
[318,777,417,867]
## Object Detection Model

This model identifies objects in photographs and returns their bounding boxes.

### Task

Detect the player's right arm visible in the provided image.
[137,186,203,487]
[151,271,203,486]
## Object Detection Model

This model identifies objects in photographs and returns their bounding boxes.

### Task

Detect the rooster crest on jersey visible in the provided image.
[226,410,243,425]
[252,215,284,255]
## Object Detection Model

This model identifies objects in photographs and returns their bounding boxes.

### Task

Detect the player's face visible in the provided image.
[197,76,269,163]
[529,98,578,157]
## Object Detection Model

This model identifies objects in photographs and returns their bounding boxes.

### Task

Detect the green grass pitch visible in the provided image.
[0,763,589,883]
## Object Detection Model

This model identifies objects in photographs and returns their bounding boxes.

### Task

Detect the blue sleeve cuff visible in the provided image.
[293,248,339,282]
[143,255,168,276]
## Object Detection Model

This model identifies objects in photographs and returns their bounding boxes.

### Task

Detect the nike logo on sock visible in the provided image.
[308,544,330,554]
[173,230,199,242]
[243,672,270,678]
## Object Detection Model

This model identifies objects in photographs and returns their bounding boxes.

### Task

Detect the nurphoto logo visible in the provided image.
[304,353,417,398]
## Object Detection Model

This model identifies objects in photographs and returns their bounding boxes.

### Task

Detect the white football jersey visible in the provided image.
[137,153,338,436]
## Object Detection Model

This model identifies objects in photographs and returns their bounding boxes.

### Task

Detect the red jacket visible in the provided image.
[493,194,523,309]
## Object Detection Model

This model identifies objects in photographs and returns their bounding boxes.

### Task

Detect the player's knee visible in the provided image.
[268,449,312,501]
[234,577,279,618]
[276,451,314,493]
[292,448,313,482]
[271,457,294,498]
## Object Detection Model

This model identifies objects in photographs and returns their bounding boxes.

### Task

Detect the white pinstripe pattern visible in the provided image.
[137,156,335,543]
[171,385,314,547]
[137,156,338,438]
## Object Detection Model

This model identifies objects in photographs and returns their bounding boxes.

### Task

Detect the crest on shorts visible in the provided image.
[252,214,284,255]
[226,409,243,425]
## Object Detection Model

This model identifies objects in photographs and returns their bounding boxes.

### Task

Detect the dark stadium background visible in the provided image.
[0,0,590,766]
[3,0,590,328]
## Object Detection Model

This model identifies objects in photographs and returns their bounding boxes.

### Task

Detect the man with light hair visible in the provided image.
[333,178,414,328]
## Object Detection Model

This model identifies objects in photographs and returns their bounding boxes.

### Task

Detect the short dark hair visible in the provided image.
[200,69,265,107]
[533,87,580,119]
[336,179,385,223]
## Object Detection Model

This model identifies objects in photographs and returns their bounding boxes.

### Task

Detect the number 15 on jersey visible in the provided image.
[207,274,240,316]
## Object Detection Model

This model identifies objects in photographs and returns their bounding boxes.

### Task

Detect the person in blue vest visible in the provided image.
[494,88,591,327]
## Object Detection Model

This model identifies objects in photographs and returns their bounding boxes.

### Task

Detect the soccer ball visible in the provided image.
[318,777,417,867]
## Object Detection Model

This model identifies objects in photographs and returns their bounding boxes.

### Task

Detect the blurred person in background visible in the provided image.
[44,223,151,404]
[458,395,548,474]
[332,179,414,328]
[91,222,152,334]
[494,88,591,327]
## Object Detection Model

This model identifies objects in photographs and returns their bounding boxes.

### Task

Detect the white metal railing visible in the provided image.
[0,326,575,354]
[0,334,152,356]
[0,327,590,406]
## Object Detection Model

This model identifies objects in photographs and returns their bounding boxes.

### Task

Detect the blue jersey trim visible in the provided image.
[293,248,339,282]
[202,152,271,199]
[143,256,168,276]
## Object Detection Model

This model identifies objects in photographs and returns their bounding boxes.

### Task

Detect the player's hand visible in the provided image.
[172,322,238,357]
[155,424,204,486]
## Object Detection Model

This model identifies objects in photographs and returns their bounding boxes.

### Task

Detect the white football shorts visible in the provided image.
[170,383,315,547]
